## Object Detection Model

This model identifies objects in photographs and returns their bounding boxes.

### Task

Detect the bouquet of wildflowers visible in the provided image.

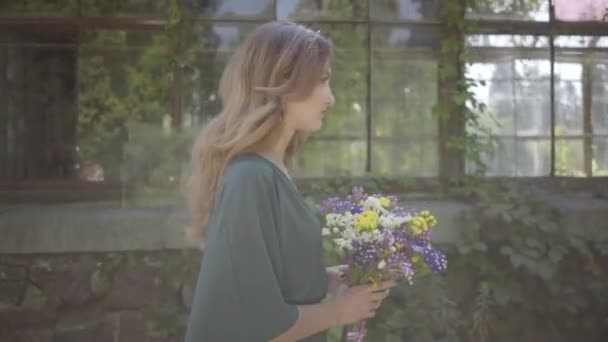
[318,186,447,341]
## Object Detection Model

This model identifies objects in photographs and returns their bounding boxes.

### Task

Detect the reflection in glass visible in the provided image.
[182,0,274,19]
[372,140,438,176]
[309,24,367,139]
[0,0,78,16]
[555,0,608,22]
[466,35,551,139]
[277,0,368,20]
[371,0,441,21]
[594,138,608,175]
[555,139,585,176]
[180,23,257,126]
[0,42,77,181]
[371,25,438,176]
[475,138,550,176]
[554,63,583,135]
[293,140,366,177]
[78,31,173,184]
[466,0,550,21]
[81,0,169,17]
[593,64,608,134]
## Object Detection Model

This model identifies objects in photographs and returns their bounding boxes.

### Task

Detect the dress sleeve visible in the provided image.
[185,161,298,342]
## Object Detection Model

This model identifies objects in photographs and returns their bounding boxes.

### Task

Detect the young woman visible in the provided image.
[183,21,395,342]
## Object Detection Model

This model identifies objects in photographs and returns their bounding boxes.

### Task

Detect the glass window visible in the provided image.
[592,64,608,135]
[554,0,608,22]
[554,36,608,176]
[180,22,257,126]
[293,140,367,177]
[594,138,608,175]
[371,25,439,176]
[277,0,368,20]
[182,0,274,20]
[0,30,77,181]
[292,23,368,175]
[78,30,173,185]
[0,0,78,16]
[466,0,550,22]
[309,23,368,139]
[466,34,551,176]
[371,0,441,22]
[555,139,585,176]
[81,0,170,17]
[372,140,438,176]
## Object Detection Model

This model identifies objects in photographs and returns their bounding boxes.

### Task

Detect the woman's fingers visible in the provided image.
[370,290,390,302]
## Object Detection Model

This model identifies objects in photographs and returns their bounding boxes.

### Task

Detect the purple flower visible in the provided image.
[350,203,363,214]
[352,186,365,200]
[412,244,447,274]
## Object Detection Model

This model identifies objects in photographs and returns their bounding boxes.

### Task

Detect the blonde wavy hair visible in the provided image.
[185,21,332,247]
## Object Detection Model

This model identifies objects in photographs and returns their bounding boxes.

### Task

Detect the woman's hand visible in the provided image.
[326,265,348,296]
[328,280,397,326]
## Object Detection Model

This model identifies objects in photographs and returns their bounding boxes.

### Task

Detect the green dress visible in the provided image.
[184,153,329,342]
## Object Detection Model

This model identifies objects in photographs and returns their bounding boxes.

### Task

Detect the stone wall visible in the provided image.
[0,251,201,342]
[1,194,607,341]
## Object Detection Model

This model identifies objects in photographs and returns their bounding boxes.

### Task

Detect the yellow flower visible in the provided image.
[411,255,422,265]
[419,211,437,228]
[379,196,391,207]
[409,216,426,236]
[354,210,379,232]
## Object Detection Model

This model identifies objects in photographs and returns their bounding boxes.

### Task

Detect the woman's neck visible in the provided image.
[254,121,295,174]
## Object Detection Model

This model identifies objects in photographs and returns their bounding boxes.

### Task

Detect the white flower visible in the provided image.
[390,246,397,253]
[378,260,386,269]
[332,227,340,234]
[342,227,357,240]
[363,197,382,211]
[334,238,353,250]
[322,228,331,236]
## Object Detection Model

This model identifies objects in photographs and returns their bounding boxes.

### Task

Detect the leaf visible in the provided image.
[492,285,512,306]
[509,254,525,268]
[474,242,488,252]
[548,247,565,264]
[525,237,542,249]
[499,245,514,256]
[568,236,592,258]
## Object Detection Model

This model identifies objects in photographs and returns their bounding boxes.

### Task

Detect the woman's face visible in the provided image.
[283,61,335,132]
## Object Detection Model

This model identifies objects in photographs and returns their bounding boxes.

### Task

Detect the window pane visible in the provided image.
[180,22,257,125]
[554,63,583,135]
[476,138,550,176]
[277,0,368,20]
[371,25,438,176]
[554,36,608,138]
[467,0,549,21]
[593,138,608,176]
[307,23,367,139]
[555,139,585,176]
[293,140,366,177]
[78,31,173,184]
[0,42,77,180]
[555,0,608,22]
[372,140,438,177]
[371,0,440,22]
[371,25,438,138]
[466,35,551,138]
[516,140,551,176]
[593,64,608,134]
[81,0,170,17]
[182,0,274,19]
[0,0,78,16]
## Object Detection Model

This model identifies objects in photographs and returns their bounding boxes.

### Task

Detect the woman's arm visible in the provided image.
[271,301,338,342]
[272,281,396,342]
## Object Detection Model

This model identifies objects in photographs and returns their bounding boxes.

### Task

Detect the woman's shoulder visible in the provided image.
[223,153,276,185]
